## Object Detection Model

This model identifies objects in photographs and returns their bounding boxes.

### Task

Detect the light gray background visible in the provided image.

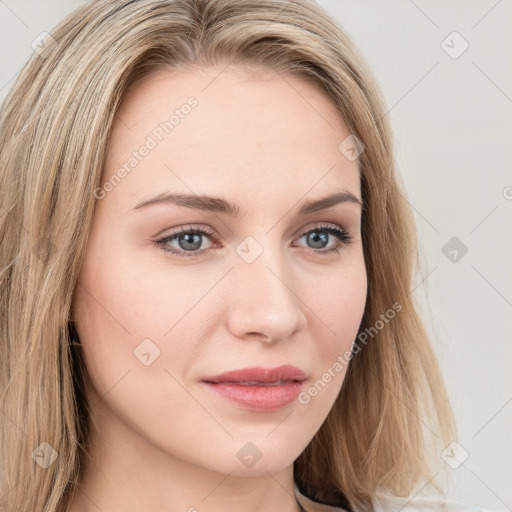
[1,1,510,510]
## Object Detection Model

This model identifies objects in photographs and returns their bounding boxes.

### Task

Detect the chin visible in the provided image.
[209,437,305,476]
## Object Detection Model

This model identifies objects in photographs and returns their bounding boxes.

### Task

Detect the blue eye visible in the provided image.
[155,225,217,258]
[296,224,353,255]
[155,223,353,258]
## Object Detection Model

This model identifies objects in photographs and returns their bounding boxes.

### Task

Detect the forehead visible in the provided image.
[101,66,361,209]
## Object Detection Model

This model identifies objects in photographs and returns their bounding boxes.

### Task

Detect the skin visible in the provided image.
[70,65,367,512]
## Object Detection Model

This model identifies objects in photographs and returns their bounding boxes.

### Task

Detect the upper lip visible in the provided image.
[202,365,307,384]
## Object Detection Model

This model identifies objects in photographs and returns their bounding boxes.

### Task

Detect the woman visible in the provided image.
[0,1,489,511]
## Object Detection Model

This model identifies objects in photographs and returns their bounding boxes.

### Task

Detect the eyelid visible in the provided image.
[293,221,351,240]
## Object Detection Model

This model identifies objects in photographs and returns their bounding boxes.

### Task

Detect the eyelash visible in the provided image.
[154,223,353,259]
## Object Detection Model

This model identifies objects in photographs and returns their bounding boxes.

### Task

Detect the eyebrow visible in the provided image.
[132,189,362,216]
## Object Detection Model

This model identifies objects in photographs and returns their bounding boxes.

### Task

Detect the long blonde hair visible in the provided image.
[0,1,456,511]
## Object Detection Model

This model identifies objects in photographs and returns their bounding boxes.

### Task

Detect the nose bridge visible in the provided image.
[226,236,306,340]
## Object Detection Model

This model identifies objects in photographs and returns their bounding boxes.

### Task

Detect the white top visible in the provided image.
[294,484,497,512]
[372,492,495,512]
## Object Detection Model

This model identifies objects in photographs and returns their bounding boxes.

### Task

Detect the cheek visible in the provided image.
[72,256,204,435]
[72,244,221,391]
[308,260,367,358]
[291,262,367,436]
[76,246,197,340]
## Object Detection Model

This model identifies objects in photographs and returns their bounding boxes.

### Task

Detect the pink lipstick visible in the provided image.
[201,365,306,411]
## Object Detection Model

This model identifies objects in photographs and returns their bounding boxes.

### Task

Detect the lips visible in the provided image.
[201,365,307,411]
[202,365,306,385]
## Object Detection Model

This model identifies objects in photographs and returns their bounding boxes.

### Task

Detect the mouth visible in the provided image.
[201,365,307,411]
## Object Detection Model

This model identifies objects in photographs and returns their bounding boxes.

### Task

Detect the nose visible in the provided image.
[225,246,307,345]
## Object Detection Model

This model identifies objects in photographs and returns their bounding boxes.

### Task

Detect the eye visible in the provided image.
[154,223,353,258]
[155,225,218,258]
[294,223,353,255]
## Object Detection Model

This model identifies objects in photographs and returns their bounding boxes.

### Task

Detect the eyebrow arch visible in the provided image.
[132,190,362,216]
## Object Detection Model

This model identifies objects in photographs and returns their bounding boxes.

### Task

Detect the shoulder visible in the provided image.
[373,492,498,512]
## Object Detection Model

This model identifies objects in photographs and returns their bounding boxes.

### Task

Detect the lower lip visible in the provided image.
[202,381,303,411]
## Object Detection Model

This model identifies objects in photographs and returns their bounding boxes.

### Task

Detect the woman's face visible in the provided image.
[72,65,367,477]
